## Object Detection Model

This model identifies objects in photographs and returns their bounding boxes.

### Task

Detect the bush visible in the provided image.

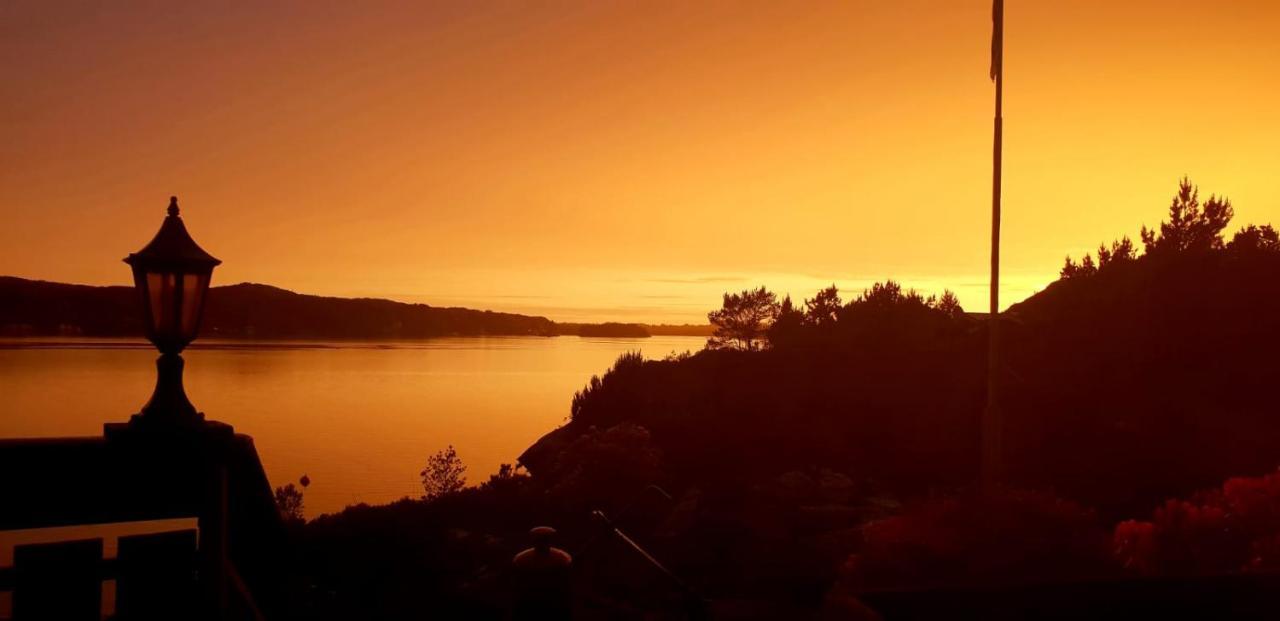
[545,422,663,509]
[842,489,1112,590]
[1114,470,1280,575]
[275,483,306,524]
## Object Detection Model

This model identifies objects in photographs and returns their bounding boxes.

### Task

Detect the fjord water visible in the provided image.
[0,336,703,516]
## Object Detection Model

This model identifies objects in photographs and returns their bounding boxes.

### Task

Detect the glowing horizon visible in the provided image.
[3,1,1277,324]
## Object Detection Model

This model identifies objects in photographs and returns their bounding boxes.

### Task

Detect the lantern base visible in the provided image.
[136,352,205,427]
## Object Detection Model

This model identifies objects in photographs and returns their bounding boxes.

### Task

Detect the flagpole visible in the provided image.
[982,0,1004,492]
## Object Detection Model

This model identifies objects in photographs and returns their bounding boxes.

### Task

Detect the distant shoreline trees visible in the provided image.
[707,281,965,351]
[557,322,651,338]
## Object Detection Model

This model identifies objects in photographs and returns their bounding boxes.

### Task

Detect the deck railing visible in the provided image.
[0,423,284,620]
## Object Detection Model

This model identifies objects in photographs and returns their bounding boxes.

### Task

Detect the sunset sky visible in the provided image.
[2,1,1277,323]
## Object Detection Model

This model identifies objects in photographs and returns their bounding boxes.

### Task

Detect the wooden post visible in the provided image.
[199,464,230,619]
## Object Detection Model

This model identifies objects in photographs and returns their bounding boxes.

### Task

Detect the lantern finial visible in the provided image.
[168,196,179,217]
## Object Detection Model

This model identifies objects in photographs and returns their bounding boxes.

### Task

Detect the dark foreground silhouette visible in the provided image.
[273,180,1280,619]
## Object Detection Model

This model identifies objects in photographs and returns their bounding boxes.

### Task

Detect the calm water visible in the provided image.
[0,336,703,516]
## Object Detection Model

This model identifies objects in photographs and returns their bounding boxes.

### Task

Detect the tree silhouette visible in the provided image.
[274,483,305,524]
[1063,179,1237,279]
[421,445,467,500]
[1097,236,1137,268]
[804,285,842,326]
[1060,256,1080,279]
[934,290,964,318]
[1141,177,1233,254]
[1231,224,1280,253]
[768,295,805,348]
[707,286,779,351]
[1079,254,1097,276]
[854,280,923,308]
[1061,254,1098,279]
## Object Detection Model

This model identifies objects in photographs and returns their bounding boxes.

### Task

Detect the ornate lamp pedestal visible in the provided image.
[137,352,204,425]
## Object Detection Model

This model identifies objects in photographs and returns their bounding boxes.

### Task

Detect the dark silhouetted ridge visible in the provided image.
[0,277,556,339]
[0,277,712,340]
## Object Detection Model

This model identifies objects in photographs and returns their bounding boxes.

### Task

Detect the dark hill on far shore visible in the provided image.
[0,277,707,340]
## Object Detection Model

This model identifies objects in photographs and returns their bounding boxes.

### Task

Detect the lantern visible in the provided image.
[124,196,220,423]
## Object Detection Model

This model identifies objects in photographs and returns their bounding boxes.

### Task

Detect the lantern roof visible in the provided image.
[124,196,222,270]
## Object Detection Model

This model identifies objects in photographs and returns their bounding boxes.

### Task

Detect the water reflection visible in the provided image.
[0,336,702,515]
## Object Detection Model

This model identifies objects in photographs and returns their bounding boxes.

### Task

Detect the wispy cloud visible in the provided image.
[644,275,749,285]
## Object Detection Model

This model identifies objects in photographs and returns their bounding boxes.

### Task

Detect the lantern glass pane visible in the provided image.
[180,272,208,340]
[145,271,179,338]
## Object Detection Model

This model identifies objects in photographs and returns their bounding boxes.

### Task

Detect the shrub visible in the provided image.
[842,489,1112,590]
[421,445,467,500]
[275,482,306,524]
[1114,470,1280,575]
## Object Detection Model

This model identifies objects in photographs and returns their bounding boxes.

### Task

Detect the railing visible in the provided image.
[0,424,285,620]
[0,527,265,621]
[554,486,709,619]
[0,529,196,620]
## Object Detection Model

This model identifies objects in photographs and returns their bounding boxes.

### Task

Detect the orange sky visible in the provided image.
[2,1,1277,323]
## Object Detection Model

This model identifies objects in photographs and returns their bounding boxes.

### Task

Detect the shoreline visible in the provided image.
[0,334,703,351]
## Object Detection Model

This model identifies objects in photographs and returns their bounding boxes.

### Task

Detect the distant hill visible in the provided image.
[553,322,651,338]
[0,277,711,340]
[0,277,716,340]
[549,322,715,338]
[643,323,715,337]
[0,277,141,337]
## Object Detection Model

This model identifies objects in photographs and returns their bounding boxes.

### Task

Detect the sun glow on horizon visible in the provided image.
[2,1,1277,324]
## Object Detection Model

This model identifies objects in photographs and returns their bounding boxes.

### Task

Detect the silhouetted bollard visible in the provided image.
[511,526,573,620]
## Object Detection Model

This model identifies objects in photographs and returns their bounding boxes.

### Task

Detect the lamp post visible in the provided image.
[124,196,221,426]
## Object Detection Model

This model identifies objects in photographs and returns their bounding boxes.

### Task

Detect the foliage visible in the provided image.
[1141,177,1233,254]
[828,280,966,350]
[544,422,663,509]
[549,182,1280,514]
[693,279,970,353]
[707,286,780,351]
[477,462,530,495]
[275,482,306,524]
[843,490,1112,590]
[804,285,842,326]
[1061,254,1096,279]
[1115,470,1280,576]
[720,281,968,351]
[844,281,962,318]
[570,350,645,421]
[297,471,546,619]
[767,295,805,348]
[855,280,922,307]
[291,178,1280,616]
[664,349,694,363]
[1230,224,1280,253]
[933,289,964,319]
[1097,236,1137,267]
[1062,178,1241,279]
[420,445,467,500]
